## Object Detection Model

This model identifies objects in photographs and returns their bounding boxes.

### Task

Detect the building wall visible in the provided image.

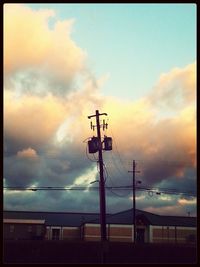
[62,227,80,240]
[150,225,196,244]
[4,217,196,244]
[84,224,101,241]
[45,227,50,240]
[84,224,133,242]
[176,227,197,244]
[4,223,45,240]
[45,226,80,240]
[84,224,196,244]
[108,225,132,242]
[136,225,150,243]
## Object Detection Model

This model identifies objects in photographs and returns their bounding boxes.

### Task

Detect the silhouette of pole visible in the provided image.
[133,160,136,243]
[96,110,107,241]
[88,110,107,241]
[128,160,137,243]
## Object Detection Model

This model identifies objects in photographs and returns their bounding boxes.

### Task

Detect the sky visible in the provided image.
[3,3,196,216]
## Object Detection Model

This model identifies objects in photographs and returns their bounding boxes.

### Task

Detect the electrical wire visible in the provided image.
[103,164,131,197]
[92,152,98,162]
[103,164,107,183]
[101,116,129,180]
[107,187,131,198]
[109,124,129,174]
[3,185,196,197]
[109,150,128,178]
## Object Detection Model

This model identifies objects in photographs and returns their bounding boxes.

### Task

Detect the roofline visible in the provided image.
[4,219,45,224]
[4,210,196,219]
[3,210,102,216]
[80,209,143,225]
[101,208,159,220]
[161,215,197,219]
[108,208,159,217]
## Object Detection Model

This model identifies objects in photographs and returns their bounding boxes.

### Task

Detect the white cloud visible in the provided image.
[72,167,98,187]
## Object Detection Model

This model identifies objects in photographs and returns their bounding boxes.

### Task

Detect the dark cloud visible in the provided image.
[154,168,197,195]
[4,156,42,187]
[4,189,101,213]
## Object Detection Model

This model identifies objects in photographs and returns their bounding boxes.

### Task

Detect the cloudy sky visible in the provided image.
[3,3,196,216]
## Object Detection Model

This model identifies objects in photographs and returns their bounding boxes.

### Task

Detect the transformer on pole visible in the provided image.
[87,110,112,242]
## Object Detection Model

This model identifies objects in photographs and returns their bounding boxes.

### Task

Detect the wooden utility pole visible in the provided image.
[132,160,136,243]
[88,110,107,241]
[128,160,138,243]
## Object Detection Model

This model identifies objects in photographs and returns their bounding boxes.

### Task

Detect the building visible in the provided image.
[3,218,46,240]
[3,209,196,244]
[3,210,99,241]
[83,209,197,243]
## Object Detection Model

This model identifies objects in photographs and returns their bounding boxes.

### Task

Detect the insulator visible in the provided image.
[90,121,93,129]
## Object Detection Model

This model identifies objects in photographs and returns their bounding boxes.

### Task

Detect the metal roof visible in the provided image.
[3,211,100,227]
[3,209,196,228]
[3,219,45,224]
[87,209,197,227]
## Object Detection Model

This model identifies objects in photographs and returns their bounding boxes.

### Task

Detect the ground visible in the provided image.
[3,240,197,264]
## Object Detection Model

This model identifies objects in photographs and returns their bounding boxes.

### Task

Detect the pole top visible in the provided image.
[88,112,107,119]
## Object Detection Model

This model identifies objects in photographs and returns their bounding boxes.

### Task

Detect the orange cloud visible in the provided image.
[99,63,196,184]
[148,62,196,109]
[178,198,196,205]
[4,91,67,146]
[17,148,38,159]
[4,4,86,82]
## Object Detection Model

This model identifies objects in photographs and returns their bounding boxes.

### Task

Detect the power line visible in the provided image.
[107,187,131,198]
[3,185,196,197]
[107,118,129,175]
[126,159,191,166]
[109,124,128,173]
[104,162,131,197]
[103,162,124,187]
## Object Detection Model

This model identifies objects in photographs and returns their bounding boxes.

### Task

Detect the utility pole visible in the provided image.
[133,160,136,243]
[88,110,107,241]
[128,160,139,243]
